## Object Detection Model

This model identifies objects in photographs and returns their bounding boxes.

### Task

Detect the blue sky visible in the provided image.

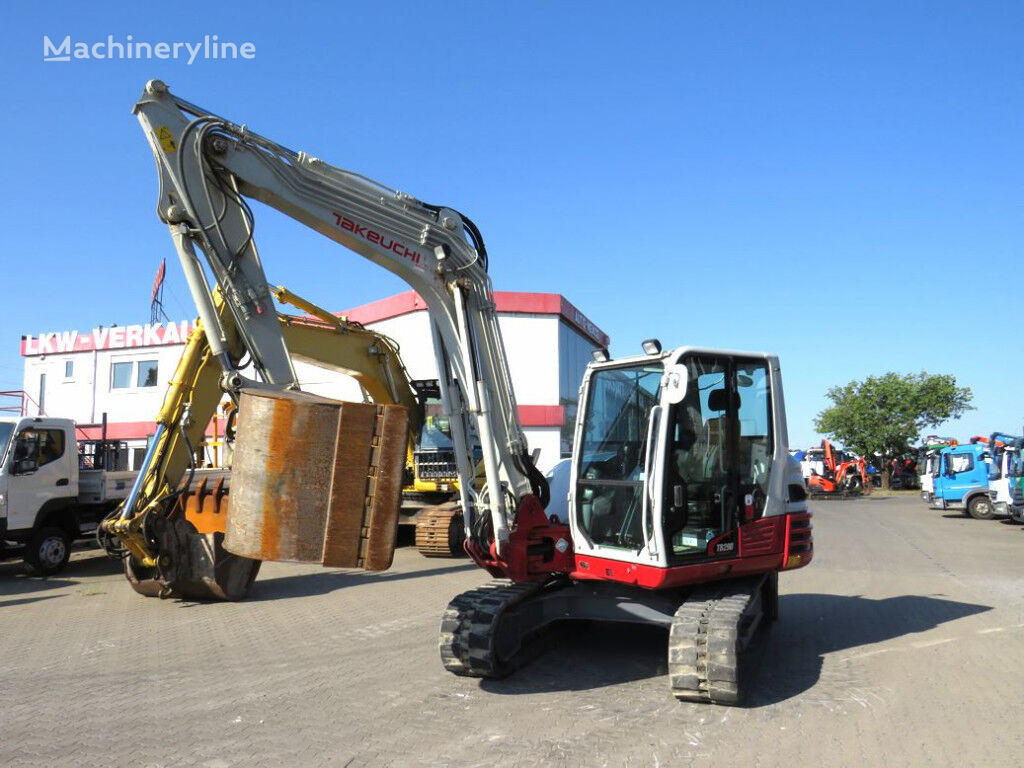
[1,1,1021,447]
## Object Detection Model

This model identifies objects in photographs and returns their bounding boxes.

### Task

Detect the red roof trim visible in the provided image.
[341,290,609,347]
[76,421,160,441]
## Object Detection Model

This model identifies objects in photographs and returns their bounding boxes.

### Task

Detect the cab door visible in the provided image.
[5,426,76,532]
[571,359,665,565]
[660,354,774,564]
[940,449,976,504]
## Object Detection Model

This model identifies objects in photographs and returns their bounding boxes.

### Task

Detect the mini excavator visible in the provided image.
[118,81,813,703]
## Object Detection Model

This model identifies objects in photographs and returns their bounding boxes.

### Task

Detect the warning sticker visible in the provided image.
[156,126,177,153]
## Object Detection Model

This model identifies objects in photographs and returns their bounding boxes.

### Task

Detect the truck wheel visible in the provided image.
[24,526,72,576]
[967,495,994,520]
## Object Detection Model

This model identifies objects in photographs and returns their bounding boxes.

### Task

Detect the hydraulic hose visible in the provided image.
[519,450,550,510]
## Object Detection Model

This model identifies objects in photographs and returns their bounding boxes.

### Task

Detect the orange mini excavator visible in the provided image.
[806,439,868,495]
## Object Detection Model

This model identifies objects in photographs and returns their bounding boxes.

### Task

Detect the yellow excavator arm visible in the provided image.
[100,286,426,590]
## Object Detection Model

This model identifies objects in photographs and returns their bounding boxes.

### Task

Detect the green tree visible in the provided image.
[814,372,973,488]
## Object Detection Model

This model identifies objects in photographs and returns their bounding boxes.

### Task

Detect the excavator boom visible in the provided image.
[117,80,555,598]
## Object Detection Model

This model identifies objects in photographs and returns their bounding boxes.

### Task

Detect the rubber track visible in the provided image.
[667,579,762,705]
[439,580,544,678]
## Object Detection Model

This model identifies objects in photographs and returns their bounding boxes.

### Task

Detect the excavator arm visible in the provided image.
[126,80,556,593]
[102,280,428,597]
[821,439,837,478]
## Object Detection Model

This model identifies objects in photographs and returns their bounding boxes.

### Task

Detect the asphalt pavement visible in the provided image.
[1,495,1022,767]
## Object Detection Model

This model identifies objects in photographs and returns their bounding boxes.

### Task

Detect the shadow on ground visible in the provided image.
[478,593,991,702]
[481,622,669,695]
[0,594,66,608]
[0,546,123,596]
[746,593,990,707]
[248,561,478,601]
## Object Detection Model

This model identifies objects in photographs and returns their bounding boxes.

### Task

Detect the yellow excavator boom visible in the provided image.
[100,287,453,596]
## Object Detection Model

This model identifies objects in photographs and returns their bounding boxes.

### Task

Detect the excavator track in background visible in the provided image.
[414,502,465,557]
[668,573,775,705]
[806,489,864,500]
[440,580,547,677]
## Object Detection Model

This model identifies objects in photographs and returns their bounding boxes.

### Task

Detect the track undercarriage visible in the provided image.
[413,502,465,557]
[440,572,777,705]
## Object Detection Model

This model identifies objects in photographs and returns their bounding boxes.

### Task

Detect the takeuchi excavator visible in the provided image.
[117,81,813,704]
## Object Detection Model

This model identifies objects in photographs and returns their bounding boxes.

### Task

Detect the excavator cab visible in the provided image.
[571,347,789,574]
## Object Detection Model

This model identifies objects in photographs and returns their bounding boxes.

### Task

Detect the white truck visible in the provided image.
[0,417,136,575]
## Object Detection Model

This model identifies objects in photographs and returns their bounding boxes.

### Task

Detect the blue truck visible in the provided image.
[930,441,998,519]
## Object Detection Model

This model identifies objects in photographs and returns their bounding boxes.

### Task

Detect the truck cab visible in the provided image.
[931,442,999,520]
[0,416,136,574]
[800,447,824,483]
[984,434,1020,518]
[918,437,956,502]
[918,450,940,502]
[1007,451,1024,523]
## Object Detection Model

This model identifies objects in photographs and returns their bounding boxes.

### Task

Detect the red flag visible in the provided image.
[151,259,166,304]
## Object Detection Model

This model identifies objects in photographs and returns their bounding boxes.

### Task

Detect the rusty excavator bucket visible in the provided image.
[125,390,408,600]
[226,389,409,569]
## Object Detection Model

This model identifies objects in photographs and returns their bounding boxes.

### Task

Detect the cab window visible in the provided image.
[947,453,973,474]
[13,428,66,469]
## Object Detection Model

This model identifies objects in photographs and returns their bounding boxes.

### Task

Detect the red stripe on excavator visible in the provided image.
[571,552,784,590]
[569,512,812,589]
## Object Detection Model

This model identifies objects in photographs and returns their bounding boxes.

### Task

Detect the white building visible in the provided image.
[18,291,608,473]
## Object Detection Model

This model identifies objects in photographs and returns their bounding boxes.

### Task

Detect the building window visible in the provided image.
[111,362,133,389]
[137,360,159,387]
[131,447,147,471]
[64,360,74,378]
[558,323,595,458]
[111,360,159,390]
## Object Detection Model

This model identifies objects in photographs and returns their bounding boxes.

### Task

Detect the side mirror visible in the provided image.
[662,363,689,404]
